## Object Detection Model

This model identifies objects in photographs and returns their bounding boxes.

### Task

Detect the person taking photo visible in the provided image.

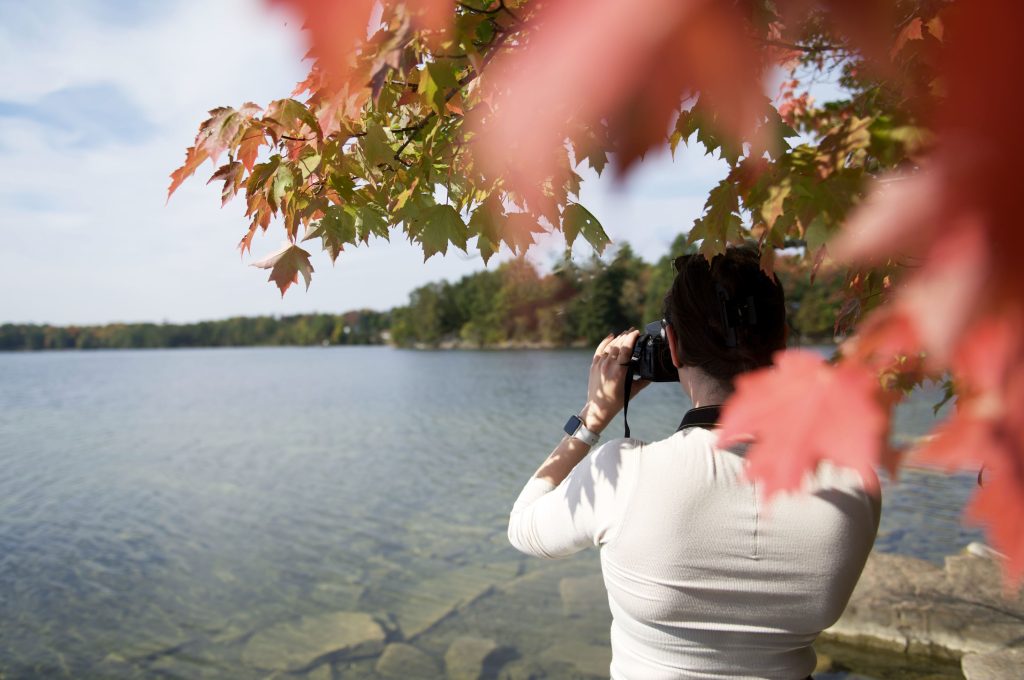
[508,245,880,680]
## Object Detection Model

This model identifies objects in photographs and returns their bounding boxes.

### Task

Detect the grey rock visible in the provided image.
[558,575,607,619]
[539,641,611,678]
[386,562,519,640]
[823,551,1024,660]
[444,636,513,680]
[961,647,1024,680]
[305,665,333,680]
[375,643,441,679]
[240,611,385,672]
[498,659,548,680]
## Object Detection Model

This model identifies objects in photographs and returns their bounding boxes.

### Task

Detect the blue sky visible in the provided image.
[0,0,741,325]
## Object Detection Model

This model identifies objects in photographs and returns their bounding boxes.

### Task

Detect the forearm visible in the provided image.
[531,404,605,487]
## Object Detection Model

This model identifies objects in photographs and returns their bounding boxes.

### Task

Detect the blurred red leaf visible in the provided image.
[472,0,763,200]
[912,317,1024,585]
[718,349,888,500]
[269,0,376,88]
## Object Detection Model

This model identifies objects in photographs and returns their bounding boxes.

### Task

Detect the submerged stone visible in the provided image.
[375,642,441,678]
[384,562,519,640]
[240,611,385,672]
[558,574,607,618]
[444,636,514,680]
[961,647,1024,680]
[539,641,611,678]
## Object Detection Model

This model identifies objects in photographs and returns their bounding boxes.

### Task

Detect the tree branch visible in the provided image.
[761,38,843,54]
[392,21,520,162]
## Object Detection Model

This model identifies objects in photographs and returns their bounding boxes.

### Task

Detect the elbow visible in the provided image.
[507,511,554,559]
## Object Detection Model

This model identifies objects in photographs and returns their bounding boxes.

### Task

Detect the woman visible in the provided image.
[508,246,880,679]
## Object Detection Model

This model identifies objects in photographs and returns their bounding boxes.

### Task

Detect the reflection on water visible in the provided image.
[0,348,976,678]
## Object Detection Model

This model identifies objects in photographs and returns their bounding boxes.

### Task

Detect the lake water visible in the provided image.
[0,348,980,679]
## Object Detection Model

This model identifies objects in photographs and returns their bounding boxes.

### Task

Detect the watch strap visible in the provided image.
[563,414,600,447]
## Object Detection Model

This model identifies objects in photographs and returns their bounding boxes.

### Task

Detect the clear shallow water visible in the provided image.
[0,348,979,678]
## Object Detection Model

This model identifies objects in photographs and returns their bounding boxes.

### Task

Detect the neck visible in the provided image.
[679,366,731,408]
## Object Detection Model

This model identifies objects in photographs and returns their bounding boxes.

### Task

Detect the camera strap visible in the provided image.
[622,367,635,439]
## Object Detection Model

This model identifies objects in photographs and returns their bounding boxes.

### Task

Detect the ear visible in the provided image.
[665,324,682,369]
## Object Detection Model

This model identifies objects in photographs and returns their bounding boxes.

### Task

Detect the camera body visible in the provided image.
[629,320,679,382]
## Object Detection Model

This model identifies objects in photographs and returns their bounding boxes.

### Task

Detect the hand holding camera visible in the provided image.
[580,329,651,433]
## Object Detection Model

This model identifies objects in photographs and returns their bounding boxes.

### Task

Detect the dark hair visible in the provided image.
[663,245,786,385]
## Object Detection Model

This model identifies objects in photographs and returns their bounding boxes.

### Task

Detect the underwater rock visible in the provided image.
[558,574,607,619]
[384,562,520,640]
[961,647,1024,680]
[444,636,511,680]
[539,641,611,678]
[240,611,384,672]
[375,642,441,678]
[823,550,1024,660]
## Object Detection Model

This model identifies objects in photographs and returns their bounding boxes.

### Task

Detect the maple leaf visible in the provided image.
[419,204,468,260]
[718,350,889,500]
[503,212,547,256]
[690,180,742,258]
[168,104,260,199]
[269,0,376,89]
[562,202,609,253]
[303,205,356,262]
[469,199,503,265]
[250,243,314,297]
[472,0,763,202]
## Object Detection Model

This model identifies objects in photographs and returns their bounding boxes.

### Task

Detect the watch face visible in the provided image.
[563,414,582,436]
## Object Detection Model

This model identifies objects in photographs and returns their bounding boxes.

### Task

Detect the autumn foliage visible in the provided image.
[171,0,1024,585]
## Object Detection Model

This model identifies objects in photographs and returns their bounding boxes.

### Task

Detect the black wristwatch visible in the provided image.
[563,414,600,447]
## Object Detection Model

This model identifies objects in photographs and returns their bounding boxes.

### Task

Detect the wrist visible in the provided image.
[579,403,607,434]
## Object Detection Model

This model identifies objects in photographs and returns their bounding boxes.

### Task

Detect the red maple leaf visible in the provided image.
[718,349,888,500]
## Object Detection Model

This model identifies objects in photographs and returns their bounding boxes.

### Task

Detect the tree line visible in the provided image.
[390,237,844,348]
[0,311,390,351]
[1,239,843,351]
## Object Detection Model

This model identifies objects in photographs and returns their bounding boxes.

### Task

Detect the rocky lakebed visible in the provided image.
[93,544,1021,680]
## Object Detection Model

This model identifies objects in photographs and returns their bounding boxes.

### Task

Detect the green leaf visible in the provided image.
[563,203,610,253]
[270,164,296,211]
[356,204,389,242]
[469,201,502,264]
[759,179,791,229]
[419,204,468,260]
[804,215,832,254]
[504,212,547,255]
[418,62,458,114]
[360,123,395,168]
[247,155,281,194]
[297,151,322,179]
[303,204,356,262]
[250,243,314,297]
[691,180,742,258]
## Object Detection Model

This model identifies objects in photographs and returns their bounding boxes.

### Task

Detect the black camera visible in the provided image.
[629,319,679,382]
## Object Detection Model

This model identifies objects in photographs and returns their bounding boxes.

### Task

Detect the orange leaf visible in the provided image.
[718,350,888,499]
[250,243,314,297]
[890,17,923,59]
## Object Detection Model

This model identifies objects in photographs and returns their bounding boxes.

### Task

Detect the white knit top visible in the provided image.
[508,427,880,680]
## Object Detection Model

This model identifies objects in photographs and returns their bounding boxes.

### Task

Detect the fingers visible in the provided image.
[594,332,616,357]
[595,328,640,367]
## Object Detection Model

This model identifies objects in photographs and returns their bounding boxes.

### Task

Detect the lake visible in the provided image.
[0,347,980,679]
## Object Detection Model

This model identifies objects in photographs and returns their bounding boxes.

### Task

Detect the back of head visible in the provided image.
[663,245,786,385]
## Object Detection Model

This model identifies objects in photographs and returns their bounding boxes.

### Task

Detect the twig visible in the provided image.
[761,38,843,54]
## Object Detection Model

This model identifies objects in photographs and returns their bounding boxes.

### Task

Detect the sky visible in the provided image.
[0,0,738,325]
